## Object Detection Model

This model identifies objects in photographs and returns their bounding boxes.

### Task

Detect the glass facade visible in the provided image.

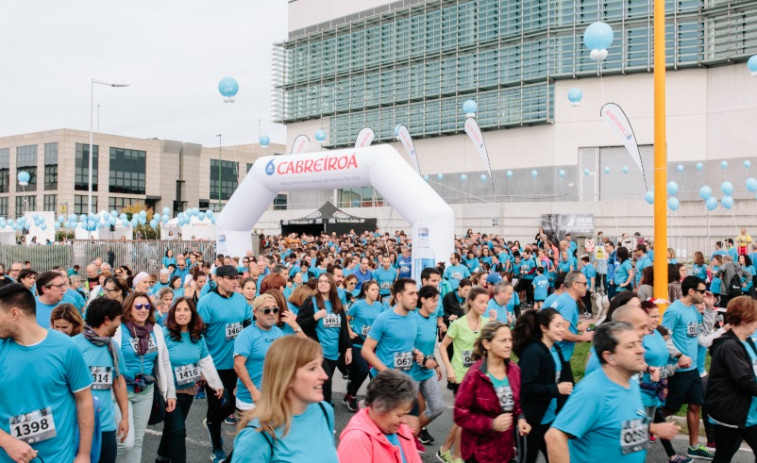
[274,0,756,147]
[109,197,140,212]
[0,197,7,217]
[15,195,35,216]
[0,148,9,194]
[43,194,57,212]
[209,159,238,202]
[74,194,97,215]
[75,143,99,192]
[16,145,37,192]
[109,147,146,194]
[44,142,58,191]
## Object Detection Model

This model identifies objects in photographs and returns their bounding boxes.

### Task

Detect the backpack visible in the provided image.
[727,272,743,297]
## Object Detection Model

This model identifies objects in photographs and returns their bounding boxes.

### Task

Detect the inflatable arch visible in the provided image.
[215,145,455,279]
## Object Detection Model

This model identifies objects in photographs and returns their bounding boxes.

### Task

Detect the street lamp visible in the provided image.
[89,78,129,216]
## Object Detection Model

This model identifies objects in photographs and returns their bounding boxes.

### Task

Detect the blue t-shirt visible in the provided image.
[353,269,373,291]
[634,257,651,287]
[63,289,86,312]
[581,264,597,291]
[520,257,537,280]
[35,299,60,329]
[661,299,702,372]
[347,299,386,345]
[640,330,669,408]
[710,266,722,295]
[443,265,470,290]
[614,260,633,288]
[120,327,159,387]
[549,293,580,359]
[0,331,92,463]
[162,256,177,268]
[692,264,708,281]
[72,334,125,432]
[533,275,549,301]
[584,345,600,376]
[163,328,210,390]
[231,402,337,463]
[541,347,562,425]
[385,433,407,463]
[374,267,397,296]
[367,309,418,373]
[197,290,252,369]
[485,298,509,323]
[397,255,412,279]
[552,368,648,463]
[313,298,342,361]
[741,340,757,427]
[411,310,438,382]
[233,324,285,404]
[542,291,560,310]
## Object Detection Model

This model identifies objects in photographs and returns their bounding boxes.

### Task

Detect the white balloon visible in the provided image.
[597,49,608,60]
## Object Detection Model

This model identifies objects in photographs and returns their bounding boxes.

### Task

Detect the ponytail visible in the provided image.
[513,307,560,356]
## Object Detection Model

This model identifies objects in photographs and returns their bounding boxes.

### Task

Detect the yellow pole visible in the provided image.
[653,0,669,309]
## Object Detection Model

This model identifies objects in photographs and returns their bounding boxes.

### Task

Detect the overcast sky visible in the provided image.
[0,1,289,147]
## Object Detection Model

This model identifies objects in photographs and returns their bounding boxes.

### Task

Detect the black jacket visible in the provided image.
[518,340,573,424]
[442,291,465,326]
[705,331,757,427]
[296,297,351,358]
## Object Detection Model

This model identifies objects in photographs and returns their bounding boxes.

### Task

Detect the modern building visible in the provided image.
[0,128,284,219]
[260,0,757,250]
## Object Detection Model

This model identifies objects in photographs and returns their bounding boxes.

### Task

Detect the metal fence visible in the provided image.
[0,241,218,274]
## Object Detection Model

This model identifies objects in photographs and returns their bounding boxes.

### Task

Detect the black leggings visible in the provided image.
[518,421,550,463]
[654,408,677,457]
[347,345,369,397]
[322,357,338,404]
[713,423,757,463]
[205,369,238,451]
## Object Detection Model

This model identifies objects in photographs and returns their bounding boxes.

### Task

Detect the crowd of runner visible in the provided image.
[1,226,757,463]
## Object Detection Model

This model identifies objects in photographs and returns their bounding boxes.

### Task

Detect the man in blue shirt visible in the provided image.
[578,256,597,318]
[34,271,67,329]
[397,247,412,279]
[0,283,94,463]
[443,253,470,291]
[548,271,593,361]
[353,258,373,292]
[546,321,679,463]
[373,256,398,301]
[633,245,652,288]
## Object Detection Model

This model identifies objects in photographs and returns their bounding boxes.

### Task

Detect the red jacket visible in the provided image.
[338,407,422,463]
[454,359,523,463]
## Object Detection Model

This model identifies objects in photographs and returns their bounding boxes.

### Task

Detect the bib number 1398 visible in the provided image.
[10,407,57,444]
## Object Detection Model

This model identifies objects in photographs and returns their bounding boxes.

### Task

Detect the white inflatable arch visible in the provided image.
[215,145,454,276]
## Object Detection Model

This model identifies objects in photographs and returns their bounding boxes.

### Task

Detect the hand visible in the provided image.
[349,330,358,340]
[438,324,448,333]
[581,331,595,342]
[648,366,660,383]
[281,311,299,329]
[345,348,353,365]
[488,309,497,322]
[492,413,513,432]
[214,388,224,399]
[678,355,692,369]
[73,454,91,463]
[518,418,532,436]
[435,367,443,381]
[577,321,590,331]
[449,314,459,322]
[723,323,732,332]
[413,349,424,365]
[165,398,176,413]
[2,436,38,463]
[446,369,457,385]
[315,309,327,320]
[251,387,262,403]
[557,382,573,395]
[651,421,680,440]
[704,291,716,308]
[117,417,129,442]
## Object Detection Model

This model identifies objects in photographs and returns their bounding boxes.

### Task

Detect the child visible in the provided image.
[532,266,549,310]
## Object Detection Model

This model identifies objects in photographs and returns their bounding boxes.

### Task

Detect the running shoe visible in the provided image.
[342,394,358,413]
[706,442,716,452]
[687,444,714,459]
[669,455,693,463]
[418,427,435,445]
[414,436,426,454]
[195,389,206,399]
[224,414,237,425]
[210,449,226,463]
[435,449,452,463]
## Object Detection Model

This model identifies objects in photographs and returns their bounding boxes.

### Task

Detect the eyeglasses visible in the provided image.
[134,303,152,311]
[695,289,707,294]
[260,307,280,315]
[104,287,121,294]
[47,283,67,289]
[149,280,156,284]
[318,280,330,284]
[347,281,357,286]
[573,281,588,286]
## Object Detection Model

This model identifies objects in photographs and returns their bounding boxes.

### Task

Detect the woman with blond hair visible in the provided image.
[50,303,84,336]
[230,336,338,462]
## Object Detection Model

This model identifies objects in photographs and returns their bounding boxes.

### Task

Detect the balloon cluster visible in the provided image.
[176,208,216,226]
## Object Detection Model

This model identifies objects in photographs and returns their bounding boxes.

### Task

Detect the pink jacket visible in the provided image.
[337,408,422,463]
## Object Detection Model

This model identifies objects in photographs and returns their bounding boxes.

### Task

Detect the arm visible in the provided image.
[113,375,129,442]
[438,335,456,384]
[0,429,38,463]
[453,374,495,433]
[545,428,571,463]
[234,355,260,402]
[295,298,318,338]
[73,388,95,463]
[361,337,386,371]
[198,355,224,392]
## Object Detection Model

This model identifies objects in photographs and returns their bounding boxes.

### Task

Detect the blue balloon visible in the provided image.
[558,169,566,177]
[162,207,171,216]
[40,224,47,231]
[218,77,239,98]
[720,160,729,170]
[567,88,583,104]
[211,216,216,224]
[699,185,712,200]
[667,197,680,211]
[161,215,169,224]
[480,174,487,182]
[748,55,757,74]
[16,171,30,183]
[149,219,158,229]
[314,129,327,142]
[462,100,478,115]
[696,162,704,171]
[460,174,467,181]
[506,170,513,178]
[622,165,629,174]
[121,218,129,227]
[130,218,138,227]
[139,210,147,218]
[205,209,214,217]
[583,22,614,51]
[720,181,734,196]
[676,164,684,173]
[746,177,757,193]
[531,170,538,178]
[198,212,206,220]
[583,168,590,176]
[259,135,270,147]
[79,214,87,222]
[423,175,429,181]
[666,181,679,196]
[706,197,718,210]
[110,210,118,217]
[721,196,734,209]
[745,160,752,170]
[56,214,64,223]
[138,216,146,226]
[53,223,60,230]
[644,190,654,204]
[603,166,611,174]
[68,214,76,222]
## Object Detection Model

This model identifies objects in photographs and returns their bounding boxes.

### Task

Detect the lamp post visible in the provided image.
[89,78,129,216]
[216,134,222,211]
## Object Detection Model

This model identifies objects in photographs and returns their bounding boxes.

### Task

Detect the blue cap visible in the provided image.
[486,272,503,284]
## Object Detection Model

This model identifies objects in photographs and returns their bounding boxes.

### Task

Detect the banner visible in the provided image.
[289,135,310,155]
[600,103,648,190]
[463,117,494,189]
[395,125,421,174]
[354,127,375,148]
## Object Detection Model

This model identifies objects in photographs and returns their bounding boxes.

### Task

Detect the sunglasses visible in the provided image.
[261,307,280,315]
[134,303,152,311]
[695,289,707,294]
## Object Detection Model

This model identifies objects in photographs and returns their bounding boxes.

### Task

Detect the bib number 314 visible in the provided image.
[10,407,57,444]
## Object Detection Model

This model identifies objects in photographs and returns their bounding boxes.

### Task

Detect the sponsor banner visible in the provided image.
[600,103,647,190]
[541,214,594,244]
[256,147,372,190]
[289,135,310,154]
[463,118,494,188]
[354,127,375,148]
[395,125,421,174]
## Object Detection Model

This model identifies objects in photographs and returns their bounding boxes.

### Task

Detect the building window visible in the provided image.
[338,187,383,208]
[43,194,57,212]
[273,194,287,210]
[75,143,99,191]
[44,142,58,191]
[0,197,7,216]
[246,162,254,173]
[108,197,140,212]
[74,194,97,215]
[0,148,9,193]
[15,195,35,216]
[16,145,37,192]
[109,147,146,194]
[209,159,238,201]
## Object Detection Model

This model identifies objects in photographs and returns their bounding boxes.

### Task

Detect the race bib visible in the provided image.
[225,322,243,340]
[400,265,410,274]
[361,325,370,337]
[9,407,57,444]
[89,366,113,390]
[494,386,514,412]
[462,350,474,368]
[394,351,413,371]
[380,281,392,290]
[620,417,649,455]
[130,336,157,354]
[174,363,201,386]
[686,321,698,338]
[323,313,340,329]
[751,358,757,378]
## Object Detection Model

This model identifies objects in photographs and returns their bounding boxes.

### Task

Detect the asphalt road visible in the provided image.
[143,371,755,463]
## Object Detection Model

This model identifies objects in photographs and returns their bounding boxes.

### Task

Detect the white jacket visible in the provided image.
[114,325,177,401]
